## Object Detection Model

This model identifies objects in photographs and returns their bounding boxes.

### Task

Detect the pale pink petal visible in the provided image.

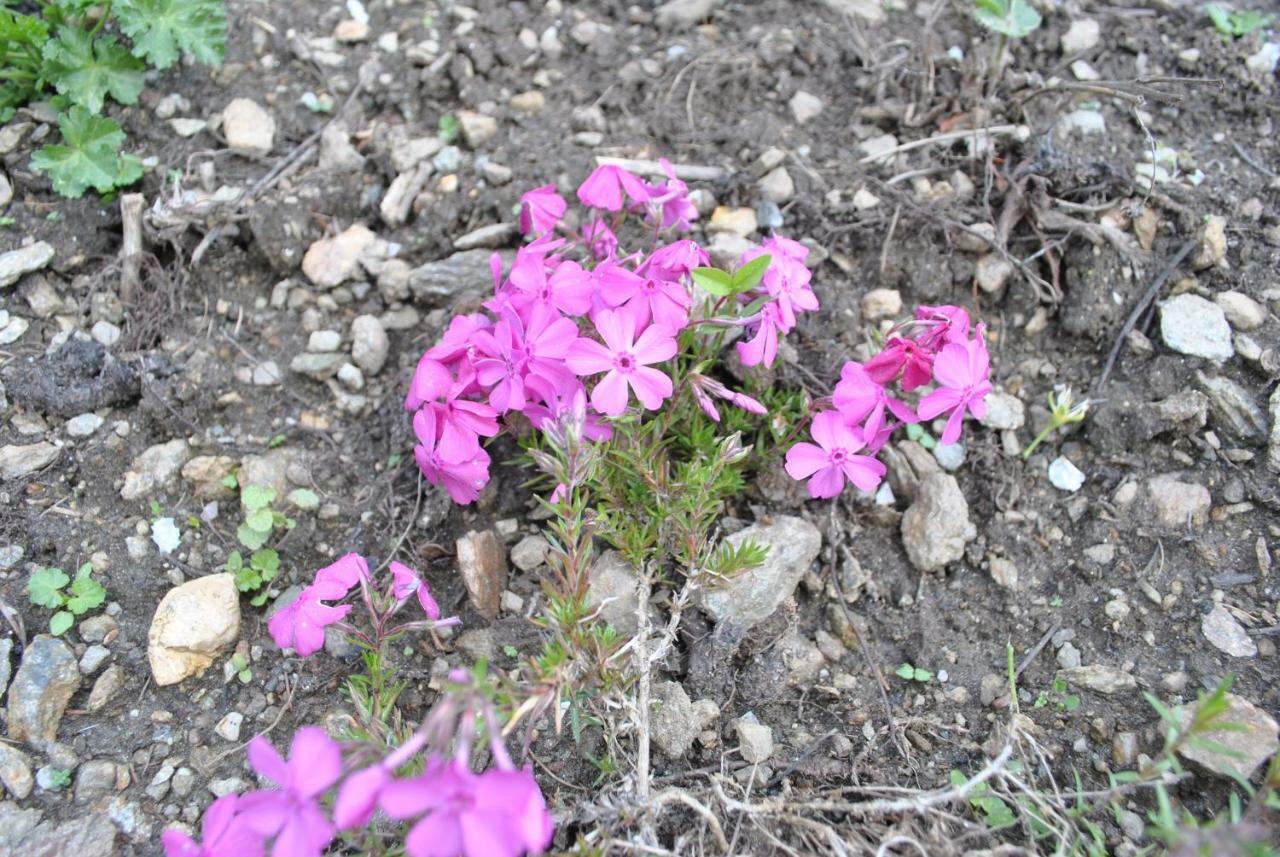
[916,387,964,421]
[931,343,971,389]
[807,465,846,499]
[333,766,388,831]
[841,456,886,492]
[785,443,829,480]
[631,325,678,364]
[565,338,615,375]
[161,829,199,857]
[460,813,524,857]
[627,366,673,410]
[406,812,465,857]
[247,738,290,786]
[591,370,630,415]
[289,727,342,798]
[808,411,844,452]
[939,405,967,446]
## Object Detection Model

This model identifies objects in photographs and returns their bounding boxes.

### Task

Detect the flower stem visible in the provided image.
[1021,422,1057,458]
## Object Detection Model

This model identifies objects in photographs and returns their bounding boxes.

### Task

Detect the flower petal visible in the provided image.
[785,443,828,480]
[807,466,845,499]
[289,727,342,798]
[590,370,630,416]
[627,366,673,410]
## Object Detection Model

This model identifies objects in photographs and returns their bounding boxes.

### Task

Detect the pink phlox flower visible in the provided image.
[412,406,492,504]
[333,764,391,832]
[735,302,781,368]
[509,256,594,317]
[518,185,566,236]
[237,728,341,857]
[914,304,971,351]
[690,374,767,423]
[740,243,816,331]
[832,361,918,438]
[576,164,649,211]
[566,307,677,415]
[864,336,934,392]
[426,314,492,366]
[379,758,554,857]
[641,159,698,231]
[915,330,991,445]
[581,217,618,261]
[405,355,456,411]
[162,794,264,857]
[267,574,354,658]
[592,262,690,331]
[637,239,709,283]
[785,411,887,499]
[312,553,369,599]
[389,560,441,620]
[762,234,810,263]
[472,307,577,413]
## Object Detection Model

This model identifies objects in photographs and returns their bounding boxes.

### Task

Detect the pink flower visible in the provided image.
[267,582,353,658]
[237,728,341,857]
[785,411,886,499]
[594,263,690,331]
[566,307,676,415]
[162,794,264,857]
[405,356,456,411]
[472,307,579,414]
[638,239,709,282]
[413,406,492,505]
[518,185,566,236]
[736,303,782,368]
[312,553,368,598]
[690,374,766,422]
[509,255,594,317]
[333,764,391,831]
[427,314,492,367]
[642,159,698,231]
[576,164,649,211]
[916,334,991,445]
[864,337,933,392]
[581,218,618,261]
[914,304,971,350]
[741,241,817,331]
[380,758,554,857]
[390,561,441,620]
[832,362,918,438]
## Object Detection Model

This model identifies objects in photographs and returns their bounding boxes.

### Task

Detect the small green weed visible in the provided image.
[226,483,295,605]
[1204,3,1275,37]
[895,662,933,683]
[27,562,107,635]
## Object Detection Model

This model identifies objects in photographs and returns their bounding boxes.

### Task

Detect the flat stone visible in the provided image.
[290,352,344,380]
[758,167,794,205]
[735,714,774,763]
[87,664,124,712]
[1058,664,1136,695]
[697,516,821,631]
[0,241,55,289]
[788,90,823,124]
[1201,604,1257,658]
[456,530,508,619]
[1048,456,1085,492]
[901,474,976,571]
[0,442,59,480]
[0,743,34,798]
[301,224,377,289]
[1160,294,1233,361]
[146,574,241,686]
[1196,371,1266,441]
[1177,694,1278,779]
[975,253,1014,295]
[586,551,642,636]
[509,90,545,114]
[1270,385,1280,473]
[456,110,497,149]
[650,681,700,757]
[655,0,716,28]
[74,760,120,802]
[350,314,389,375]
[6,636,81,748]
[1147,475,1211,530]
[708,206,757,237]
[408,249,514,305]
[65,414,103,438]
[1061,18,1100,53]
[820,0,885,23]
[453,223,518,251]
[251,361,281,386]
[1215,291,1267,331]
[509,535,550,572]
[318,122,365,172]
[391,136,444,173]
[214,712,244,742]
[120,439,189,501]
[860,288,902,321]
[16,809,118,857]
[222,98,275,157]
[979,391,1025,430]
[180,455,236,500]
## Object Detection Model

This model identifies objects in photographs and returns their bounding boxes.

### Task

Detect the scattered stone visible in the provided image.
[75,760,120,802]
[147,574,241,686]
[1083,543,1115,565]
[19,810,118,857]
[390,136,444,174]
[979,392,1025,430]
[735,714,774,763]
[1147,475,1211,530]
[0,313,27,345]
[0,442,60,480]
[456,110,497,148]
[301,224,376,289]
[1061,18,1100,53]
[409,249,513,305]
[510,535,549,572]
[180,456,236,500]
[221,98,276,157]
[758,167,794,204]
[456,530,508,619]
[932,442,965,471]
[1196,372,1266,441]
[120,439,190,500]
[650,681,700,756]
[337,363,364,391]
[1192,215,1228,271]
[78,646,109,675]
[859,133,899,165]
[307,330,341,352]
[509,90,545,114]
[350,314,389,375]
[901,474,976,571]
[655,0,716,29]
[1059,664,1136,695]
[821,0,885,23]
[1246,42,1280,77]
[318,122,365,172]
[789,90,824,124]
[1270,385,1280,473]
[697,516,821,631]
[1056,642,1082,670]
[214,712,244,742]
[0,241,55,289]
[88,664,124,712]
[1177,694,1277,779]
[708,206,757,237]
[6,636,81,748]
[1160,294,1233,362]
[482,162,513,185]
[1202,604,1257,658]
[65,413,104,438]
[860,288,902,321]
[1215,291,1267,331]
[453,223,517,251]
[333,18,369,42]
[0,743,33,798]
[290,352,344,380]
[1048,456,1085,492]
[586,551,642,636]
[571,105,607,133]
[1057,109,1106,137]
[851,188,881,210]
[989,557,1018,589]
[975,254,1014,295]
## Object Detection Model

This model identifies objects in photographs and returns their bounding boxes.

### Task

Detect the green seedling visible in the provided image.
[227,483,294,604]
[691,254,772,298]
[1022,386,1090,458]
[27,562,107,635]
[895,662,934,683]
[1204,4,1275,37]
[973,0,1042,39]
[1033,676,1081,712]
[228,548,281,607]
[438,113,460,144]
[230,651,253,684]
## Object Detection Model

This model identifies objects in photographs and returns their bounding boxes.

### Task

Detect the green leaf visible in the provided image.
[438,113,459,144]
[287,488,320,510]
[732,254,772,292]
[245,507,274,532]
[250,549,279,579]
[691,267,734,297]
[241,484,275,512]
[30,107,142,197]
[41,29,145,113]
[115,0,227,69]
[233,566,261,592]
[895,663,916,680]
[221,473,238,490]
[913,667,933,682]
[973,0,1041,38]
[1204,3,1234,32]
[225,551,243,572]
[49,610,74,635]
[249,590,269,606]
[27,567,69,609]
[236,522,271,551]
[65,566,106,614]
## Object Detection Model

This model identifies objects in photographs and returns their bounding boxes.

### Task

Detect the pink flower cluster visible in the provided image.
[786,305,991,499]
[407,163,813,504]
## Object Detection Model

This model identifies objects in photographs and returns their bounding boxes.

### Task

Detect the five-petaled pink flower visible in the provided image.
[380,757,554,857]
[785,411,886,499]
[390,561,441,620]
[518,185,566,236]
[916,333,991,445]
[237,728,341,857]
[832,362,918,438]
[864,336,933,392]
[267,561,356,658]
[566,307,677,415]
[162,794,264,857]
[576,164,649,211]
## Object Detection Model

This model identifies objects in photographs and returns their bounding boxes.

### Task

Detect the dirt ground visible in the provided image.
[1,0,1279,854]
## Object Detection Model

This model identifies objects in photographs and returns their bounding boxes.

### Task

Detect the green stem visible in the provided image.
[88,0,112,38]
[1021,422,1057,459]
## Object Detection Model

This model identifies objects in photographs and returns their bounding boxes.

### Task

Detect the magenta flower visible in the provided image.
[736,303,782,368]
[594,263,691,331]
[237,728,341,857]
[832,361,918,438]
[566,307,676,415]
[576,164,649,211]
[741,241,817,331]
[864,337,933,392]
[162,794,264,857]
[509,254,594,317]
[638,239,709,282]
[785,411,886,499]
[268,582,353,658]
[405,356,456,411]
[518,185,566,236]
[413,406,492,505]
[581,217,618,261]
[390,561,441,620]
[426,314,492,367]
[914,304,971,350]
[916,335,991,445]
[643,159,698,231]
[690,374,767,423]
[312,553,368,598]
[472,307,578,414]
[380,758,554,857]
[333,764,391,831]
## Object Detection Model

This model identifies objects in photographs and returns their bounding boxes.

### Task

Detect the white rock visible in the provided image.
[308,330,341,352]
[214,712,244,742]
[456,110,497,149]
[860,288,901,321]
[1057,109,1106,137]
[147,574,241,686]
[933,443,965,471]
[975,253,1014,295]
[65,413,104,438]
[1246,42,1280,77]
[1048,457,1085,492]
[0,314,27,345]
[337,363,364,391]
[979,392,1025,430]
[1061,18,1100,54]
[1214,291,1267,331]
[251,361,281,386]
[788,90,823,124]
[221,99,276,157]
[654,0,717,29]
[1160,294,1234,361]
[758,167,794,204]
[301,224,377,289]
[150,518,181,555]
[735,714,774,763]
[858,133,898,164]
[350,314,389,375]
[0,241,54,289]
[0,442,59,480]
[851,188,881,210]
[91,320,121,347]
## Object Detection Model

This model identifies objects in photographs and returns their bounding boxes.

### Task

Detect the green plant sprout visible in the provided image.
[1022,386,1090,458]
[904,421,938,450]
[1033,676,1080,713]
[1204,3,1275,37]
[438,113,461,145]
[27,562,107,635]
[973,0,1042,39]
[895,662,934,682]
[229,651,253,684]
[227,483,295,605]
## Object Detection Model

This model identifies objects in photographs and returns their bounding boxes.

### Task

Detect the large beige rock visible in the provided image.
[301,224,377,289]
[222,98,276,157]
[147,574,241,686]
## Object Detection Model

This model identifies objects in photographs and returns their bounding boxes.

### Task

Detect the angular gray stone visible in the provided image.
[696,516,821,631]
[0,442,59,480]
[1196,371,1267,441]
[900,473,976,571]
[290,352,344,380]
[453,223,517,252]
[650,681,699,757]
[87,664,124,712]
[0,241,55,289]
[120,439,190,501]
[408,250,514,305]
[978,391,1025,430]
[655,0,716,28]
[1160,294,1233,361]
[1147,475,1210,530]
[6,636,81,748]
[509,535,549,572]
[586,551,642,636]
[1201,604,1257,658]
[350,314,389,375]
[74,760,119,802]
[734,714,774,763]
[14,809,118,857]
[1270,385,1280,473]
[1058,664,1136,695]
[1178,694,1278,779]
